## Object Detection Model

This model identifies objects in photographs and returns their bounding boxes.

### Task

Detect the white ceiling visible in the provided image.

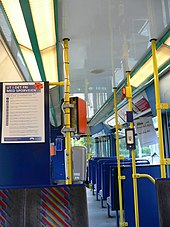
[59,0,170,118]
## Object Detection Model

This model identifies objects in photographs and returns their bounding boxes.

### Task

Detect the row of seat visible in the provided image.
[88,156,160,227]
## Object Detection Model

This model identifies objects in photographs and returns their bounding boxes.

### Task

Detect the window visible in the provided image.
[118,116,159,163]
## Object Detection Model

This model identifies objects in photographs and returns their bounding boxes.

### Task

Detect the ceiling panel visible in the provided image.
[0,0,169,120]
[60,0,170,117]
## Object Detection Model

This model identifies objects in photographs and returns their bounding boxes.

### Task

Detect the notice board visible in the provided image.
[0,82,50,188]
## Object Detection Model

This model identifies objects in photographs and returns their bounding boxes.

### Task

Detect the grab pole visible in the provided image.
[126,71,139,227]
[151,39,166,178]
[63,38,73,184]
[114,88,128,227]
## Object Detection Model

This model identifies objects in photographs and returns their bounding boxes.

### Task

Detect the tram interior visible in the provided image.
[0,1,170,227]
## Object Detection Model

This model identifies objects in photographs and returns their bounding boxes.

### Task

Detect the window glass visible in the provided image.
[72,137,95,156]
[119,116,159,163]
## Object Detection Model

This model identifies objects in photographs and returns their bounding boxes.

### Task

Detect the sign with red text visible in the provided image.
[118,91,151,122]
[1,82,45,143]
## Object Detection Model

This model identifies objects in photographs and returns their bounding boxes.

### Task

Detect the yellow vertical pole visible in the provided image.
[126,71,139,227]
[114,87,124,227]
[63,38,72,184]
[150,39,166,178]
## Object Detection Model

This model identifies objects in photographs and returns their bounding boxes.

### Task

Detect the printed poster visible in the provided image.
[134,116,158,147]
[1,82,45,143]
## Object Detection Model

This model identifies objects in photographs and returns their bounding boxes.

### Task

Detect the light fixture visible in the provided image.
[130,42,170,88]
[1,0,58,83]
[29,0,58,82]
[20,46,42,81]
[165,36,170,46]
[29,0,56,50]
[41,46,58,82]
[1,0,31,49]
[1,0,41,81]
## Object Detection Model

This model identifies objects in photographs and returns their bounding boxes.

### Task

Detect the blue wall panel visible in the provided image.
[0,82,50,188]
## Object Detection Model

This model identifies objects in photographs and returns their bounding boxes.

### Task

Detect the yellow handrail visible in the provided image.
[49,81,64,86]
[63,38,73,184]
[151,39,166,178]
[135,173,155,184]
[114,87,126,227]
[126,71,140,227]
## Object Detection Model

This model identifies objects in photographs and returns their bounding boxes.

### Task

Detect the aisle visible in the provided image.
[86,188,117,227]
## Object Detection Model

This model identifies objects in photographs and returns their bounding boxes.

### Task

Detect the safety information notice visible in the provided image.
[134,116,158,147]
[1,82,45,143]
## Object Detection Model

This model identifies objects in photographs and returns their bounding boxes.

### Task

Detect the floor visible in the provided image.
[86,188,117,227]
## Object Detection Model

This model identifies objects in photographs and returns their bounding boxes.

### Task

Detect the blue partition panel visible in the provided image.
[101,162,117,200]
[88,159,93,183]
[156,179,170,227]
[96,158,117,200]
[109,167,119,210]
[123,165,160,227]
[0,82,50,188]
[88,157,113,192]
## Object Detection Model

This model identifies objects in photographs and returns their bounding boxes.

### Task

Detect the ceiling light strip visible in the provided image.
[131,60,170,96]
[131,29,170,79]
[0,3,33,81]
[29,0,56,50]
[19,0,46,81]
[131,45,170,87]
[156,29,170,48]
[20,0,58,126]
[54,0,61,83]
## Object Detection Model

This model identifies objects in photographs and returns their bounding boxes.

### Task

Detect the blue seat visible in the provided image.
[123,165,160,227]
[100,162,117,207]
[96,158,117,200]
[107,159,150,218]
[88,157,114,195]
[88,157,103,194]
